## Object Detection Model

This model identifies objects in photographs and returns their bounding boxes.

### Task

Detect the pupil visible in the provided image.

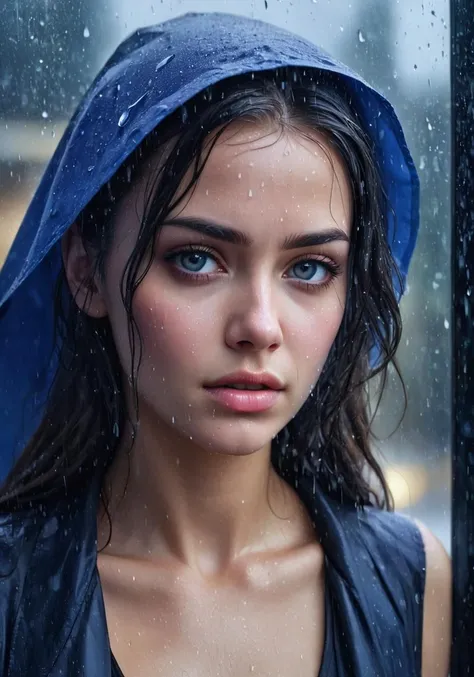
[184,253,205,271]
[295,261,317,280]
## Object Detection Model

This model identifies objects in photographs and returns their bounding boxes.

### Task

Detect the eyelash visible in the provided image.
[163,245,342,291]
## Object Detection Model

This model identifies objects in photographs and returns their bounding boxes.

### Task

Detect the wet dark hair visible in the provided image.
[0,67,403,512]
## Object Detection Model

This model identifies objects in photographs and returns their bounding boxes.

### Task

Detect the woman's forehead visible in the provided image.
[114,121,352,245]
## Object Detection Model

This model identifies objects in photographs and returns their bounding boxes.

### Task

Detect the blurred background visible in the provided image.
[0,0,451,549]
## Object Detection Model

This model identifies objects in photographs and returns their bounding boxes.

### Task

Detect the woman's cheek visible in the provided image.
[291,295,345,352]
[132,284,214,363]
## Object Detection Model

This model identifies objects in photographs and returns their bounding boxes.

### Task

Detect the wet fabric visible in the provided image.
[0,11,419,476]
[0,469,424,676]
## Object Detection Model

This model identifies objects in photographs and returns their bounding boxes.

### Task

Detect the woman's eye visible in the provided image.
[171,250,219,274]
[287,260,330,284]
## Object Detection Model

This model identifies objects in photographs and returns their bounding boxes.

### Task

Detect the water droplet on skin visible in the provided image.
[238,173,242,179]
[248,189,253,198]
[358,29,366,43]
[83,26,90,38]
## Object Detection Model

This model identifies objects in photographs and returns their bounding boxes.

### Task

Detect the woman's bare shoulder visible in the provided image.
[414,519,451,677]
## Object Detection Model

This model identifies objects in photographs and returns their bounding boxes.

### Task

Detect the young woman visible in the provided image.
[0,12,450,677]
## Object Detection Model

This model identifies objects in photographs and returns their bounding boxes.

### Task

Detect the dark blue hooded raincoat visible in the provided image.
[0,12,424,677]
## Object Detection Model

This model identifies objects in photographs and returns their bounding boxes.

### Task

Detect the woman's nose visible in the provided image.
[224,285,283,353]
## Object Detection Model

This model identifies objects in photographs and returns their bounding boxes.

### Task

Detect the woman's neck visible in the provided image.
[98,413,312,577]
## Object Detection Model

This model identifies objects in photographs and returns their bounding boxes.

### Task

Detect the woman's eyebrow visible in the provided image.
[162,217,349,249]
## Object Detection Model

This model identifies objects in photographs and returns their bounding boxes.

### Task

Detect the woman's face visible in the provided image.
[102,121,352,456]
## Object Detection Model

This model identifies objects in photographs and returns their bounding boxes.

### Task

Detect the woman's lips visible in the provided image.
[204,386,280,412]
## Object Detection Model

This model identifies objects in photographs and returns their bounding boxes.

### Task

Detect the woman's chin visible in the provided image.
[181,425,278,458]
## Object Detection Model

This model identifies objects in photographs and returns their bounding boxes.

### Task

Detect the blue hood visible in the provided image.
[0,12,419,476]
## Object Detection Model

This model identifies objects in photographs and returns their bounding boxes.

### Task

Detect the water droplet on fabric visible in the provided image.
[444,318,450,329]
[155,53,175,71]
[118,110,130,127]
[83,27,90,38]
[358,29,366,43]
[41,111,48,119]
[118,92,149,127]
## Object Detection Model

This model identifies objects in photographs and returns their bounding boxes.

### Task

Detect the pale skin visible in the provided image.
[63,121,451,677]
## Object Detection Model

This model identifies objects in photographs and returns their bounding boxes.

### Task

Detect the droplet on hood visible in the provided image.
[357,29,366,43]
[118,92,149,127]
[118,110,130,127]
[155,53,175,71]
[83,27,90,38]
